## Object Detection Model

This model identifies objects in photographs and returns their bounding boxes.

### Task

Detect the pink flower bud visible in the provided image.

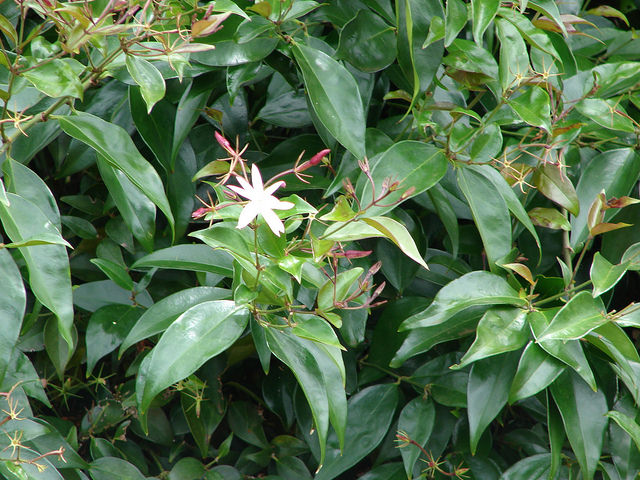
[334,250,372,259]
[215,131,233,153]
[296,149,331,173]
[192,207,212,219]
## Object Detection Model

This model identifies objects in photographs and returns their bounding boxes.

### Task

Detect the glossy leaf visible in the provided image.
[444,0,467,47]
[551,370,608,480]
[528,207,571,230]
[576,99,635,133]
[125,55,166,113]
[509,341,564,403]
[571,149,640,248]
[314,384,399,479]
[455,307,528,369]
[120,286,230,356]
[528,310,596,390]
[292,43,366,159]
[398,397,435,477]
[0,249,25,384]
[85,305,142,375]
[590,252,629,297]
[131,245,233,277]
[89,457,146,480]
[467,352,518,454]
[471,0,499,44]
[136,300,249,413]
[55,112,175,235]
[401,271,525,330]
[538,291,606,341]
[457,166,512,269]
[336,9,396,72]
[509,86,551,132]
[22,58,83,99]
[357,141,447,217]
[532,163,579,215]
[495,18,529,90]
[0,193,74,346]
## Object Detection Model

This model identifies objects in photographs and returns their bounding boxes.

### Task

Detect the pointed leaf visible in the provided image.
[509,86,551,132]
[457,166,512,269]
[471,0,499,44]
[362,216,428,269]
[0,249,25,384]
[131,245,233,276]
[0,193,73,346]
[551,371,608,480]
[292,43,366,159]
[532,163,579,215]
[55,112,175,235]
[400,271,526,330]
[468,352,518,454]
[590,252,629,297]
[538,291,606,341]
[509,341,564,403]
[136,300,249,413]
[454,307,528,369]
[398,397,435,477]
[125,55,166,113]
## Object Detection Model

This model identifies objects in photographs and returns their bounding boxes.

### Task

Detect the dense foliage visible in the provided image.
[2,0,640,478]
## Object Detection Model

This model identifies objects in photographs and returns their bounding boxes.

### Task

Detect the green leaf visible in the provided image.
[291,315,345,350]
[495,17,530,92]
[469,164,541,256]
[400,271,526,330]
[471,0,499,44]
[292,43,366,159]
[532,163,579,215]
[537,291,606,341]
[454,307,528,369]
[528,311,596,390]
[398,397,435,477]
[571,149,640,248]
[314,384,398,479]
[0,193,74,346]
[357,141,447,216]
[85,305,142,376]
[576,98,635,133]
[509,86,551,132]
[457,166,512,270]
[500,454,551,480]
[590,252,629,297]
[607,411,640,457]
[528,207,571,230]
[444,0,467,47]
[551,371,608,480]
[55,112,175,237]
[131,245,233,277]
[90,457,146,480]
[265,325,346,466]
[44,316,77,378]
[497,7,559,59]
[467,352,518,454]
[508,341,564,403]
[125,55,166,113]
[3,158,61,231]
[361,216,428,269]
[528,0,568,36]
[90,258,134,291]
[120,286,230,356]
[22,58,84,99]
[98,156,156,252]
[391,307,484,366]
[0,249,25,384]
[136,300,249,413]
[336,9,396,72]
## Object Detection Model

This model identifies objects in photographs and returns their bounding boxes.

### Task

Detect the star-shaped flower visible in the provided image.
[227,164,294,236]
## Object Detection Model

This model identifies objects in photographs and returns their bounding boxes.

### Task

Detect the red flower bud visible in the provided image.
[296,149,331,173]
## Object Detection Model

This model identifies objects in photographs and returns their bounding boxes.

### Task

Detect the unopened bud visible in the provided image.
[343,178,356,196]
[296,148,331,173]
[335,249,372,259]
[400,186,416,200]
[214,131,233,154]
[192,207,213,219]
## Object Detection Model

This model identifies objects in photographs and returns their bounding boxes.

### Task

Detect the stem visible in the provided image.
[562,209,572,271]
[359,360,425,389]
[533,280,592,307]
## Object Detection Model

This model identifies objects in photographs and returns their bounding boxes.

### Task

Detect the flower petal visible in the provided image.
[261,207,286,236]
[237,201,260,229]
[250,163,264,190]
[264,181,286,196]
[227,184,254,200]
[272,200,294,210]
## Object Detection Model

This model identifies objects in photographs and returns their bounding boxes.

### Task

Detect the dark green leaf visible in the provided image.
[398,397,435,477]
[337,9,396,72]
[551,370,608,480]
[467,352,518,454]
[400,271,526,330]
[131,245,233,276]
[532,164,579,215]
[590,252,629,297]
[509,342,564,403]
[0,249,25,384]
[292,43,366,159]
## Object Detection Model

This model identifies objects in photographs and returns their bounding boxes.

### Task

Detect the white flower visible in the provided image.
[227,164,294,236]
